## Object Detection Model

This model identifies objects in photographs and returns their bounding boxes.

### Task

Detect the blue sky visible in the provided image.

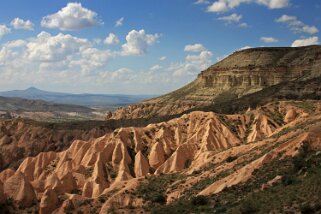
[0,0,320,94]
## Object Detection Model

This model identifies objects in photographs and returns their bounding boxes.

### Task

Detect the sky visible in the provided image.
[0,0,320,94]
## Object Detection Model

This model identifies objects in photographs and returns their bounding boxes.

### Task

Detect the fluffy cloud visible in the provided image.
[109,68,134,81]
[276,14,296,22]
[115,17,124,27]
[184,43,206,52]
[171,50,213,76]
[0,28,166,93]
[104,33,120,45]
[41,2,102,31]
[150,64,162,71]
[121,29,160,56]
[195,0,210,4]
[171,44,213,77]
[217,13,248,28]
[238,22,249,28]
[256,0,289,8]
[159,56,167,61]
[260,36,279,43]
[218,13,242,23]
[0,31,116,78]
[26,32,89,62]
[276,15,319,34]
[207,0,289,13]
[291,37,319,47]
[0,25,11,38]
[10,18,34,30]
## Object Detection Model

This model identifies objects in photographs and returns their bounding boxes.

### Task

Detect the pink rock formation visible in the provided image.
[39,189,58,214]
[134,151,150,177]
[4,172,37,207]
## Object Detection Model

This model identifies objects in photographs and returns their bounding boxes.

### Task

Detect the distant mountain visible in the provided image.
[0,87,155,107]
[0,96,92,113]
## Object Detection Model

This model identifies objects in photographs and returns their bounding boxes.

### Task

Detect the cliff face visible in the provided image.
[111,45,321,119]
[0,120,113,171]
[1,101,321,213]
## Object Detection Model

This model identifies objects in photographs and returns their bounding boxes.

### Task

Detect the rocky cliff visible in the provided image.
[1,101,321,213]
[110,45,321,119]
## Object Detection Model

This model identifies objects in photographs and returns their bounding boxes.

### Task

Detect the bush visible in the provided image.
[281,174,296,186]
[300,203,315,214]
[293,141,310,172]
[191,195,208,206]
[226,156,237,163]
[239,199,259,214]
[151,193,166,204]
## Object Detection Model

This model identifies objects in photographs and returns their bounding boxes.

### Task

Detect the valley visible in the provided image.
[0,46,321,213]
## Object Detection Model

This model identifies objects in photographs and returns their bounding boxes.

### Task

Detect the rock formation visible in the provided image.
[0,101,320,212]
[110,45,321,119]
[0,119,113,171]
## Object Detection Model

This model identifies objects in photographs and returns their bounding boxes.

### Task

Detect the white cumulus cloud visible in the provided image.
[121,29,160,56]
[291,37,319,47]
[218,13,242,23]
[159,56,167,61]
[256,0,289,9]
[276,15,319,35]
[26,31,89,62]
[171,44,213,77]
[10,18,34,30]
[184,43,206,52]
[41,2,102,31]
[207,0,289,13]
[195,0,210,4]
[260,36,279,43]
[104,33,120,45]
[0,25,11,39]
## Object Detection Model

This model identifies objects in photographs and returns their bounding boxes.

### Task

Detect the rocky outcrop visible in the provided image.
[110,46,321,119]
[0,119,112,171]
[39,189,58,214]
[1,101,320,213]
[134,152,150,177]
[3,172,37,207]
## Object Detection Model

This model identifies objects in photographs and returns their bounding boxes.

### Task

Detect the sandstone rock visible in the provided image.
[0,168,15,183]
[149,142,165,169]
[261,175,282,190]
[134,151,150,177]
[4,172,37,207]
[284,109,297,123]
[110,46,321,120]
[39,189,58,214]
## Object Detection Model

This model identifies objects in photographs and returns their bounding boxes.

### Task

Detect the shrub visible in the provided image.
[226,156,237,163]
[191,195,208,206]
[300,203,315,214]
[151,193,166,204]
[239,199,259,214]
[281,174,296,186]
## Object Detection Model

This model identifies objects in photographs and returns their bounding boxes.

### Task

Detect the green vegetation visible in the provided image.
[149,144,321,213]
[294,101,316,113]
[244,113,254,141]
[134,173,185,208]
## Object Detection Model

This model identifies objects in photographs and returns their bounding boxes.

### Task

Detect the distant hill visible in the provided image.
[110,45,321,119]
[0,96,92,113]
[0,87,155,107]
